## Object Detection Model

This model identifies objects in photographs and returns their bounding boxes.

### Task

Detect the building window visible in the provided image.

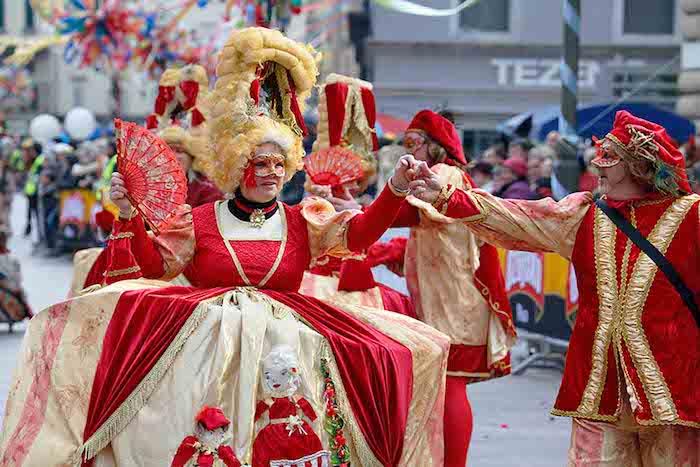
[459,0,509,32]
[25,0,34,31]
[623,0,674,35]
[612,68,678,110]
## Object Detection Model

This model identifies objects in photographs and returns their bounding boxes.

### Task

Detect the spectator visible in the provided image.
[21,138,43,239]
[482,143,507,167]
[578,147,599,193]
[493,157,536,199]
[0,151,15,233]
[690,162,700,194]
[528,145,555,198]
[545,130,561,148]
[469,161,495,192]
[508,137,533,162]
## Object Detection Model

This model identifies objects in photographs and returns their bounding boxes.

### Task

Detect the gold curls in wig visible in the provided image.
[202,27,320,194]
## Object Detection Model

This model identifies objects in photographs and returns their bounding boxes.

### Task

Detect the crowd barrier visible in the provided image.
[498,249,577,373]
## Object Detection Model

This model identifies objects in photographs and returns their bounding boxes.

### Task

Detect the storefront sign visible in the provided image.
[491,58,601,88]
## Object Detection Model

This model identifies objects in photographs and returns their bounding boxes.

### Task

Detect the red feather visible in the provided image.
[114,119,188,234]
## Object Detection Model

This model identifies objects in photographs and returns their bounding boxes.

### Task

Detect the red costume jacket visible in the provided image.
[442,187,700,427]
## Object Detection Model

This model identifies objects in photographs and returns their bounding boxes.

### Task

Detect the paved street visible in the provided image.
[0,195,571,466]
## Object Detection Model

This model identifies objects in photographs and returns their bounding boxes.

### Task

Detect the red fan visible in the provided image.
[114,119,188,234]
[304,147,364,190]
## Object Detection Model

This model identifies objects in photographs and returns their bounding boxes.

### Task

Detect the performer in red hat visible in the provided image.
[384,109,516,467]
[410,110,700,465]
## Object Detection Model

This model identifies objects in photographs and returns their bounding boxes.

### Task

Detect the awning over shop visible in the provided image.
[499,102,696,144]
[376,113,410,139]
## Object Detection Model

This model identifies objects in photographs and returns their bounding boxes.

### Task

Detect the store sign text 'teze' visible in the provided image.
[491,59,601,88]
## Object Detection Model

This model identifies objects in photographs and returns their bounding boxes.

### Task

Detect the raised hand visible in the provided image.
[308,183,332,199]
[391,154,419,192]
[110,172,134,217]
[408,162,443,204]
[327,185,362,212]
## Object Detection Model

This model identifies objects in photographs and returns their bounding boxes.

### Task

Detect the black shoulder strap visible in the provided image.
[595,198,700,328]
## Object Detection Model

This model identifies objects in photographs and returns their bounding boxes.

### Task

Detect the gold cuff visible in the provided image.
[432,183,456,214]
[103,265,141,278]
[387,177,409,197]
[108,232,134,241]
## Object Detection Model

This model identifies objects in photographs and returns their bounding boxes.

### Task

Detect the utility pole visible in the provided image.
[554,0,580,196]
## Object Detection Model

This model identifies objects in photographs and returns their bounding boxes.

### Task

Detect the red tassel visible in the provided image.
[191,108,205,127]
[179,80,199,110]
[154,86,176,116]
[250,79,261,105]
[286,70,307,136]
[145,114,159,130]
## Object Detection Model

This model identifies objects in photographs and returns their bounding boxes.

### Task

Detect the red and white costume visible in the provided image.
[0,28,449,467]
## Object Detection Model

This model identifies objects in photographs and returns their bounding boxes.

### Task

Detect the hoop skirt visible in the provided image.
[0,195,449,467]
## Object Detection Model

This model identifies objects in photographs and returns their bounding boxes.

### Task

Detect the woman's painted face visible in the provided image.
[239,143,286,203]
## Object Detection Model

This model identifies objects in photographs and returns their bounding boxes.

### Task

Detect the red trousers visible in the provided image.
[444,376,473,467]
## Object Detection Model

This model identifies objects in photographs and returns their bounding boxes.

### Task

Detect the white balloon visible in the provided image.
[29,114,62,144]
[65,107,97,141]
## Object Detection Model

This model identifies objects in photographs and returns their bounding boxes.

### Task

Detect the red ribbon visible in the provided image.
[154,86,176,116]
[179,80,199,110]
[191,108,205,127]
[145,114,159,130]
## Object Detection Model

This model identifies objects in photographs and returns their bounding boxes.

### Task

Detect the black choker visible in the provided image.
[228,190,278,228]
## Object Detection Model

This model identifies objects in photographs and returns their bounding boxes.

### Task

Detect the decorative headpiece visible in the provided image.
[407,110,468,168]
[145,64,212,173]
[201,27,319,193]
[593,110,691,195]
[311,73,379,189]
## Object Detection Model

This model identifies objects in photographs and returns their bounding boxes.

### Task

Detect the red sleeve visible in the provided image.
[346,184,405,251]
[217,446,241,467]
[444,188,482,219]
[391,201,420,227]
[110,215,166,278]
[254,400,270,421]
[297,397,317,421]
[367,237,407,276]
[170,435,197,467]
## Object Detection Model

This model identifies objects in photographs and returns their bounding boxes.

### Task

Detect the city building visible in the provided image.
[368,0,682,155]
[678,0,700,128]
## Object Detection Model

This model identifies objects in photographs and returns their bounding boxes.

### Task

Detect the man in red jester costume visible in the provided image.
[409,110,700,466]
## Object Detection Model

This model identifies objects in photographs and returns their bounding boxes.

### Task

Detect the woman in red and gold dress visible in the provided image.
[0,28,449,467]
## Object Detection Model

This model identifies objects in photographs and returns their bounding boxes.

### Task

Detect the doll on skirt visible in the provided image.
[252,345,329,467]
[171,406,241,467]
